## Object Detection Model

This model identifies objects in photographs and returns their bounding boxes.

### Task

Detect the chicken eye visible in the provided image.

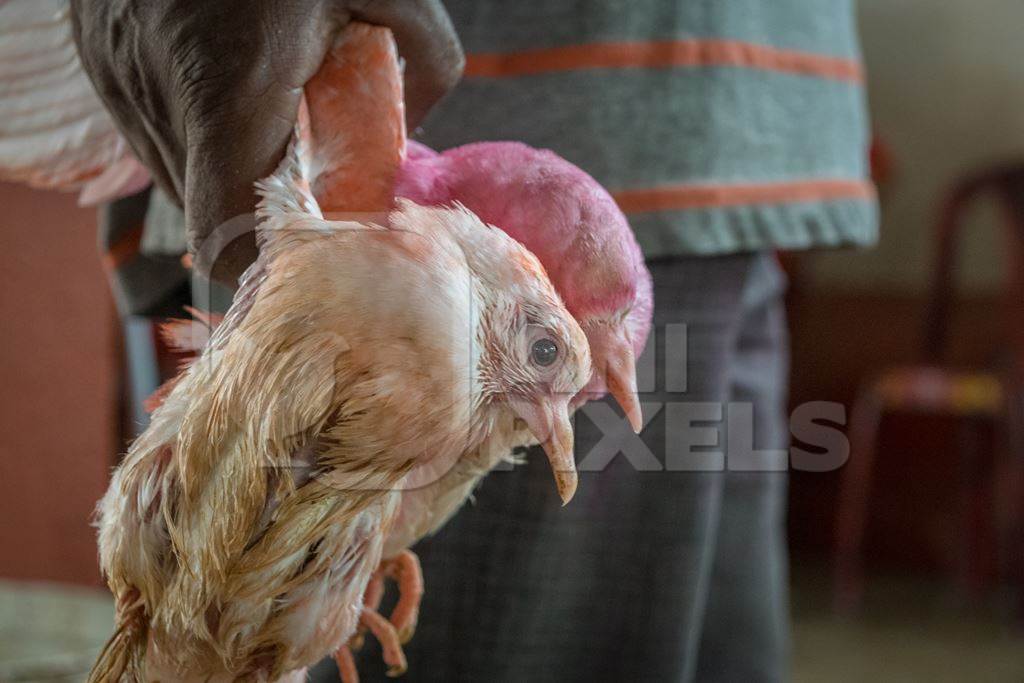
[531,338,558,367]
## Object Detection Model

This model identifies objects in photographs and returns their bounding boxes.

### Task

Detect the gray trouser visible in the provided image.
[317,252,791,682]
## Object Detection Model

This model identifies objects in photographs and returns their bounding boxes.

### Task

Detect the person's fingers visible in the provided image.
[352,0,464,129]
[182,2,342,287]
[121,111,185,205]
[183,86,297,286]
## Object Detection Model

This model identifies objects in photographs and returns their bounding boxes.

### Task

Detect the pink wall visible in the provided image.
[0,182,119,586]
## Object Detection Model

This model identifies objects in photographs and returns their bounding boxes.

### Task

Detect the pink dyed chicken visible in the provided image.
[375,117,654,573]
[397,141,653,426]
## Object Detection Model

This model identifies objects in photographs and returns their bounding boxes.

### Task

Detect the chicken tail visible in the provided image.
[87,592,148,683]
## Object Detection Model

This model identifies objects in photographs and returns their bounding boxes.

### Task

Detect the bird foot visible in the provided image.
[337,550,422,680]
[347,572,385,652]
[359,607,408,676]
[334,645,359,683]
[379,550,423,643]
[335,607,408,682]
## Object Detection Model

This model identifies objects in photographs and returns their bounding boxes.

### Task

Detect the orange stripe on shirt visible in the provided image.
[465,40,864,83]
[612,179,875,213]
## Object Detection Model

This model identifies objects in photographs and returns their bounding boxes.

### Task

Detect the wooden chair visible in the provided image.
[833,162,1024,612]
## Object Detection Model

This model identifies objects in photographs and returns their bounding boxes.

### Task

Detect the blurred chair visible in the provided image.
[834,162,1024,612]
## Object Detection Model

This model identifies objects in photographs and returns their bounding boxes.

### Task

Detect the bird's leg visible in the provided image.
[380,550,423,644]
[364,570,386,613]
[359,607,408,677]
[334,646,359,683]
[349,572,385,651]
[346,549,420,676]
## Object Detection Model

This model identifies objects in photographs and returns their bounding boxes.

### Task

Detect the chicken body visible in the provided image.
[91,136,590,680]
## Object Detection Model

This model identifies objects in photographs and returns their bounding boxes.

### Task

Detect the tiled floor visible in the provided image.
[0,581,112,682]
[2,571,1022,682]
[792,568,1024,682]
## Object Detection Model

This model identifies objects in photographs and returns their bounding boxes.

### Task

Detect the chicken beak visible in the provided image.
[605,342,643,434]
[509,396,577,504]
[584,324,643,434]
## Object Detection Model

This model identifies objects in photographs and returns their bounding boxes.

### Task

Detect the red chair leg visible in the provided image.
[958,416,993,601]
[1002,391,1024,623]
[834,388,884,613]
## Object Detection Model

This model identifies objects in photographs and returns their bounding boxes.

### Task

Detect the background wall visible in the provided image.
[811,0,1024,294]
[0,183,118,586]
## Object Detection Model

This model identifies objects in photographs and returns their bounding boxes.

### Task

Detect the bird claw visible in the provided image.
[363,571,386,613]
[334,645,359,683]
[397,622,416,646]
[347,572,384,651]
[360,607,407,676]
[338,550,422,680]
[379,550,423,644]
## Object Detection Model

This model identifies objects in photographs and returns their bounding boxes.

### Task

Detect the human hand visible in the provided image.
[71,0,463,285]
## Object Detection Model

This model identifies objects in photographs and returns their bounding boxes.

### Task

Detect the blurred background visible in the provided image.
[2,0,1024,680]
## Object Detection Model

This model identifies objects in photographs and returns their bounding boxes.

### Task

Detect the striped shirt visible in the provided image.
[105,0,876,315]
[416,0,877,257]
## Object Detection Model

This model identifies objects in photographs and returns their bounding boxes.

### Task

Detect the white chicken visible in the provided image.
[89,128,591,680]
